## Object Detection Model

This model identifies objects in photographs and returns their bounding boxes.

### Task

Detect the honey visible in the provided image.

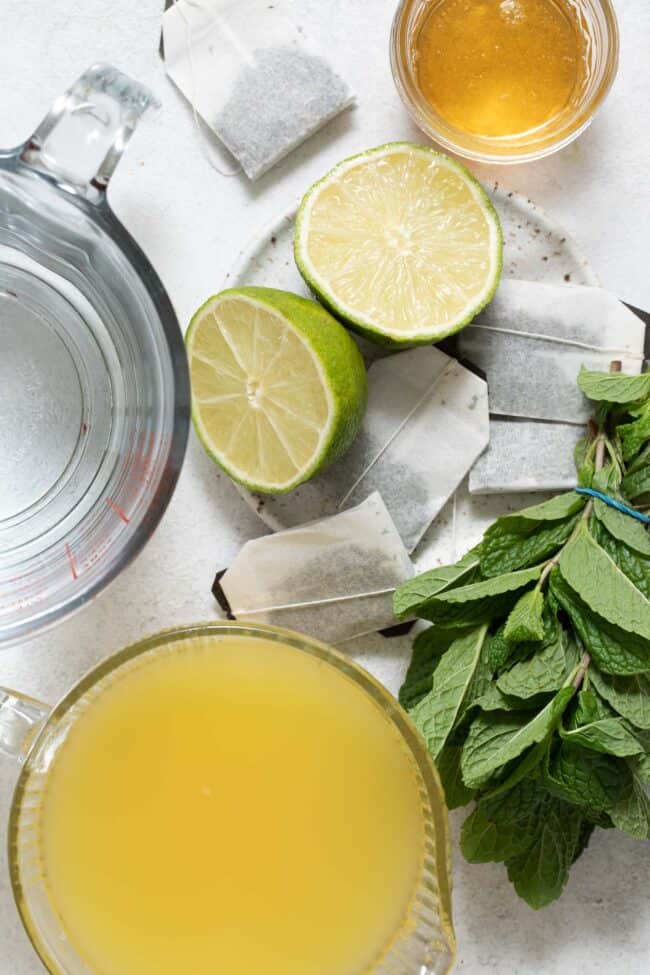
[413,0,589,139]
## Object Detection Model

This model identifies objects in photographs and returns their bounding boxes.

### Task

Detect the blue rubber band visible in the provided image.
[575,487,650,525]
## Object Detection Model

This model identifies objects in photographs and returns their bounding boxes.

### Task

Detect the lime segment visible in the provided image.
[294,142,502,346]
[186,288,367,493]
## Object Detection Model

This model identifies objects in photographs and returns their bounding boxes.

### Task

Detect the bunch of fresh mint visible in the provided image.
[394,367,650,909]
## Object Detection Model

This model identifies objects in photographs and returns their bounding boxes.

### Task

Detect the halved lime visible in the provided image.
[294,142,502,346]
[186,287,367,493]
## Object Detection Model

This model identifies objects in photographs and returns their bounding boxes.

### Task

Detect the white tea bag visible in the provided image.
[162,0,354,179]
[326,348,490,550]
[248,347,490,552]
[458,280,646,424]
[470,419,583,495]
[219,493,413,644]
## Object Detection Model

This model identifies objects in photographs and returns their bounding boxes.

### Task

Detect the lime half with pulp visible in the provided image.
[294,142,502,346]
[186,287,368,493]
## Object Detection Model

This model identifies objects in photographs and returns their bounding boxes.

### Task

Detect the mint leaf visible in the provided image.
[505,799,583,909]
[549,570,649,675]
[592,463,624,496]
[489,492,587,532]
[630,750,650,785]
[577,369,650,404]
[487,623,513,672]
[417,565,543,627]
[620,401,650,461]
[573,820,596,863]
[504,589,546,644]
[490,607,560,674]
[544,742,630,810]
[398,627,458,710]
[393,548,480,620]
[560,717,644,757]
[568,689,602,728]
[498,630,568,699]
[477,683,537,712]
[627,442,650,475]
[596,527,650,600]
[622,465,650,501]
[610,773,650,839]
[461,686,574,789]
[461,778,546,864]
[575,437,596,488]
[436,745,476,810]
[480,515,581,579]
[481,739,551,801]
[594,500,650,557]
[559,526,650,643]
[589,668,650,730]
[410,625,488,760]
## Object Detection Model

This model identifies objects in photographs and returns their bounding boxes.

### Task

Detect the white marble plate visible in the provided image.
[224,187,598,572]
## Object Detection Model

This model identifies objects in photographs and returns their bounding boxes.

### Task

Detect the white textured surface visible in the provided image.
[1,1,649,973]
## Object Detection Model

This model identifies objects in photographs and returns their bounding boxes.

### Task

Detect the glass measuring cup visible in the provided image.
[390,0,619,163]
[0,65,190,646]
[1,621,456,975]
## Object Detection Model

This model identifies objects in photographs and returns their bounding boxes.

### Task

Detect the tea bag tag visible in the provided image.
[162,0,354,180]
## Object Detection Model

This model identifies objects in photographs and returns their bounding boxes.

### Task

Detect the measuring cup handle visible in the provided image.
[0,688,50,763]
[21,63,159,201]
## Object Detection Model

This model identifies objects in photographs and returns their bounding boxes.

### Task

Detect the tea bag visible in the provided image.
[217,493,413,644]
[457,280,646,424]
[328,348,490,550]
[249,347,490,551]
[162,0,354,180]
[469,419,584,495]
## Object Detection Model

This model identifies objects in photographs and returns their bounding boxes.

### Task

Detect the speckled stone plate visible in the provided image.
[225,186,598,571]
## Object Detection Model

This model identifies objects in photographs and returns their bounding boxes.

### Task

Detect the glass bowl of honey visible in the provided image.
[391,0,619,163]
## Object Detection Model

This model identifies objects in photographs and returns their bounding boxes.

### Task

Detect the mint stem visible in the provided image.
[542,365,620,687]
[572,362,620,690]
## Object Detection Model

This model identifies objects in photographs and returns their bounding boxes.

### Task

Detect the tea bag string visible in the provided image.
[231,588,397,616]
[172,0,242,178]
[337,367,449,509]
[471,323,645,359]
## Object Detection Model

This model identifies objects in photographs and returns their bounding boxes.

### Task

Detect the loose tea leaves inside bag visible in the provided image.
[162,0,354,179]
[457,280,646,424]
[218,493,413,644]
[246,347,490,552]
[469,419,584,494]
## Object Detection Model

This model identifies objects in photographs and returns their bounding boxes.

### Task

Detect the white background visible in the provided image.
[1,1,649,972]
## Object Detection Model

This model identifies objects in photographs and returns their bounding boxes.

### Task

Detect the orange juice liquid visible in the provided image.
[413,0,588,138]
[38,636,426,975]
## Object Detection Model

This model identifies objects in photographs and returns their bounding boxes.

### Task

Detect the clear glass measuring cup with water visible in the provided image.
[0,65,190,646]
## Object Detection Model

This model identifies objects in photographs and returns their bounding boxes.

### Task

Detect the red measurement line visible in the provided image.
[106,498,130,524]
[65,544,78,580]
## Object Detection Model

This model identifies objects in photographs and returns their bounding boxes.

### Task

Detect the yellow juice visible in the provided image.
[413,0,588,138]
[38,635,426,975]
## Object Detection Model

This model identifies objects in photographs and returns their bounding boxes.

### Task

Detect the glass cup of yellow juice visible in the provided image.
[391,0,619,163]
[2,622,455,975]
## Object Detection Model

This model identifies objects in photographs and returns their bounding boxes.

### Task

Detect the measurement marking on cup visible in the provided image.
[106,498,130,524]
[65,544,78,581]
